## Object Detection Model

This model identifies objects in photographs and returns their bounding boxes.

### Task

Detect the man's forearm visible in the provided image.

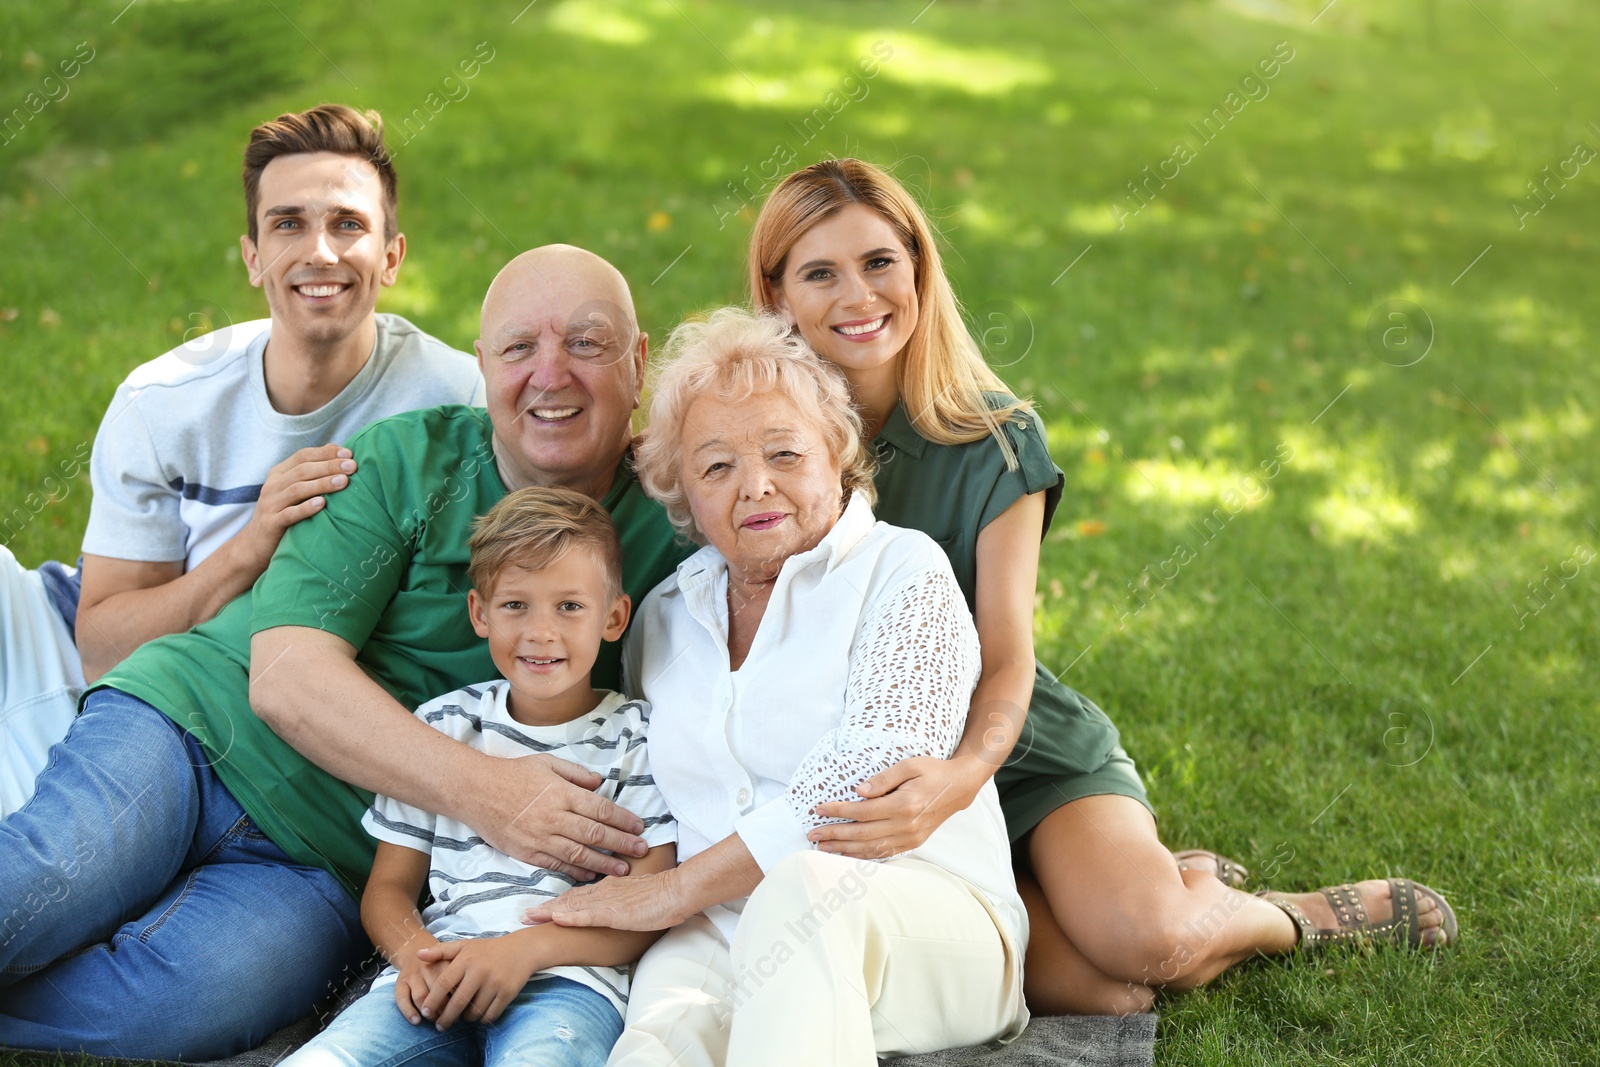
[250,631,483,821]
[78,536,270,681]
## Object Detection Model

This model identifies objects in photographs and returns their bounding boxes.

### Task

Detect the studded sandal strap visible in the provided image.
[1257,891,1322,950]
[1261,880,1450,952]
[1388,879,1420,945]
[1320,883,1370,936]
[1216,855,1246,887]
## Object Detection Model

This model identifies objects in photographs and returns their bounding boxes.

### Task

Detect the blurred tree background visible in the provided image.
[0,1,1596,1063]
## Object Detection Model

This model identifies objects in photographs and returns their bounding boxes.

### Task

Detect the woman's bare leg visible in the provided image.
[1017,872,1156,1015]
[1021,795,1446,1009]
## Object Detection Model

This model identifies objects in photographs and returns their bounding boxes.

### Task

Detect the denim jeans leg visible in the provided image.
[280,983,477,1067]
[0,688,201,980]
[484,976,624,1067]
[0,762,368,1060]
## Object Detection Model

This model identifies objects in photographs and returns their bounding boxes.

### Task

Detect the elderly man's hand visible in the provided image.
[478,754,648,880]
[808,755,989,859]
[520,868,688,932]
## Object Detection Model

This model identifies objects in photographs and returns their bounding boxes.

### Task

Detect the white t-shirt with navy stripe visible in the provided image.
[82,313,484,567]
[362,683,677,1017]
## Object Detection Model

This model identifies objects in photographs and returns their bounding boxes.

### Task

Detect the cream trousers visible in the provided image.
[609,850,1025,1067]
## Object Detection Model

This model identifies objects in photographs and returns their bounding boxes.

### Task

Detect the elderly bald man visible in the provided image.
[0,247,691,1059]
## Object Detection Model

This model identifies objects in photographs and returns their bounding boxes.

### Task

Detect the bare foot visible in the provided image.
[1274,879,1452,949]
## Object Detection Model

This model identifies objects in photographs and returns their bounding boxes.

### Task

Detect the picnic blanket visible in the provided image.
[187,1011,1157,1067]
[8,960,1156,1067]
[6,1010,1157,1067]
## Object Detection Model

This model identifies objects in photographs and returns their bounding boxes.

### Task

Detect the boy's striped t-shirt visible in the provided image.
[362,683,677,1016]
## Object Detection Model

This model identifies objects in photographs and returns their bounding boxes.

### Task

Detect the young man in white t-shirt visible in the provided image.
[0,103,483,816]
[286,487,676,1066]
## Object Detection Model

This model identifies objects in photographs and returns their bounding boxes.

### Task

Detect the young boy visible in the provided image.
[286,487,677,1067]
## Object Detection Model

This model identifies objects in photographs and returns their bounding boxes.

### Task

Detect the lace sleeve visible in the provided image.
[782,563,981,839]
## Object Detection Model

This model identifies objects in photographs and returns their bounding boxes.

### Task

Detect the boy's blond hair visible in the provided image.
[468,486,623,601]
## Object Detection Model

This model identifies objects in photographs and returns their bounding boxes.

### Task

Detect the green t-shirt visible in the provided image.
[95,405,691,896]
[869,395,1127,817]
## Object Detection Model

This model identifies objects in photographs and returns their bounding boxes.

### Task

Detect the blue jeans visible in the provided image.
[284,974,623,1067]
[0,688,367,1059]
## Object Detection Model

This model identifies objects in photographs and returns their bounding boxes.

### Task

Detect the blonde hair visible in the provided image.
[468,486,623,600]
[635,306,876,544]
[748,157,1030,465]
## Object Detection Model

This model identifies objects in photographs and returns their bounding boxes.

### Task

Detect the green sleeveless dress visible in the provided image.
[868,395,1151,842]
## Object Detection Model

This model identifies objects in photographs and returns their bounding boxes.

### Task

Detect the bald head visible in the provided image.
[474,244,650,499]
[481,244,637,347]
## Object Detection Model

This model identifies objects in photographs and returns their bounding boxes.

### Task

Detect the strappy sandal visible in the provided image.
[1257,878,1459,951]
[1173,848,1250,889]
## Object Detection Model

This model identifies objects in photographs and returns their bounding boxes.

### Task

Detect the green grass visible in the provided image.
[2,0,1598,1063]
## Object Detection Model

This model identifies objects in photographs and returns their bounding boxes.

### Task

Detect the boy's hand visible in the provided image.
[392,946,445,1026]
[414,937,537,1029]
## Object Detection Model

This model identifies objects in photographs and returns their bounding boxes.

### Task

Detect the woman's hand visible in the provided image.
[521,869,689,932]
[810,755,989,858]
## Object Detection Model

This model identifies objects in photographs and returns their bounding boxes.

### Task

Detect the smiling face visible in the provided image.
[468,547,630,725]
[772,202,920,387]
[476,248,646,497]
[679,389,845,583]
[239,151,403,349]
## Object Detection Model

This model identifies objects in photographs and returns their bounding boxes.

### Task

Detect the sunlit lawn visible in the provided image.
[2,1,1597,1064]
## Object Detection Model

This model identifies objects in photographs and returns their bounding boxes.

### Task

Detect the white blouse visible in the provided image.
[623,494,1028,959]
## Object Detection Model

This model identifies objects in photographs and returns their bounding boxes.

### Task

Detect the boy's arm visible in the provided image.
[361,840,437,962]
[362,840,443,1026]
[506,843,679,968]
[415,844,677,1030]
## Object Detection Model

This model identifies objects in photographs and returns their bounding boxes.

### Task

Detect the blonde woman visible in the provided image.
[742,158,1457,1014]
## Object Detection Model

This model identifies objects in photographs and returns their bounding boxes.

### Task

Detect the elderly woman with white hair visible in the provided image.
[520,307,1028,1065]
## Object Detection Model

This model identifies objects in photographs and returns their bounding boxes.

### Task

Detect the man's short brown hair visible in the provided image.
[241,103,398,243]
[468,486,625,602]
